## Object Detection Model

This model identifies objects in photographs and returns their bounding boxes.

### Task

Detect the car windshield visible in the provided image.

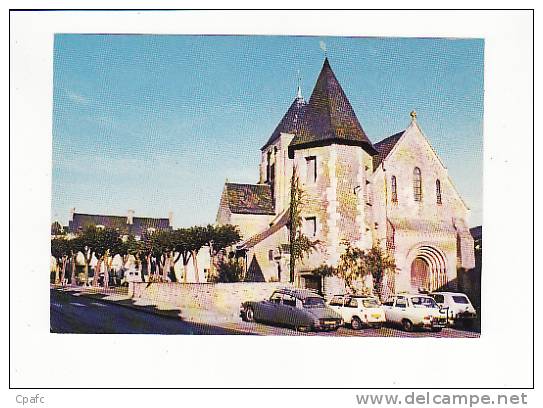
[411,297,438,308]
[303,297,325,308]
[362,298,381,308]
[452,295,469,304]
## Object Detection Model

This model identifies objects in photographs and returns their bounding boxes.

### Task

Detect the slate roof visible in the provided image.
[288,58,377,158]
[224,183,275,215]
[261,95,307,150]
[68,213,170,236]
[372,131,404,170]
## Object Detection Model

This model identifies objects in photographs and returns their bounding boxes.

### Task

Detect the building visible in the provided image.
[68,208,172,239]
[217,58,475,295]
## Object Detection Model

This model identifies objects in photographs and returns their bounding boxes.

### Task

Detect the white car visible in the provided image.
[328,294,386,330]
[430,292,477,328]
[121,268,142,285]
[382,294,447,332]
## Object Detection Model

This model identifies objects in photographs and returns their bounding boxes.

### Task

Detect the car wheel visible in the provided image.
[245,306,255,322]
[351,316,363,330]
[431,327,443,333]
[402,319,414,332]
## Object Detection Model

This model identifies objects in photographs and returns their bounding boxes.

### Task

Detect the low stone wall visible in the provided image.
[129,282,293,320]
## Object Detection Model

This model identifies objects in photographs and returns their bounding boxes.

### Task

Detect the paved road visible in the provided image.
[51,290,478,337]
[50,289,251,335]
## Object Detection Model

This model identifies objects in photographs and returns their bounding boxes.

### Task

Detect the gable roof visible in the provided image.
[372,130,405,170]
[261,95,307,150]
[223,183,275,215]
[288,58,377,158]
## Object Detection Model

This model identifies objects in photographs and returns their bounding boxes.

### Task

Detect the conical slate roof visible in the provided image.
[261,94,307,150]
[288,58,377,158]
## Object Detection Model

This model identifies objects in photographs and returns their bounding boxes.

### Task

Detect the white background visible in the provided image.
[5,5,537,407]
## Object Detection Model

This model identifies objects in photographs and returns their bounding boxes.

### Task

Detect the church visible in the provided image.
[216,58,475,296]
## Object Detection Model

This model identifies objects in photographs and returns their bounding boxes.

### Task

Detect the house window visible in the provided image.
[266,151,272,182]
[270,163,275,186]
[391,175,398,203]
[306,156,317,183]
[413,167,422,202]
[268,249,274,261]
[304,216,317,237]
[436,179,442,204]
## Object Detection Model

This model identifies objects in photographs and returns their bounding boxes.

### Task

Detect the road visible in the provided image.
[50,289,251,335]
[51,289,479,337]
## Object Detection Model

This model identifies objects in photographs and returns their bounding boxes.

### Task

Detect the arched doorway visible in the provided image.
[408,245,447,292]
[410,257,429,290]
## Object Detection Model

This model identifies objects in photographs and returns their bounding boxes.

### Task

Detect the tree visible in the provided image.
[211,256,244,283]
[187,226,209,283]
[152,229,175,281]
[204,224,241,281]
[288,167,322,282]
[334,241,396,299]
[69,236,86,285]
[51,237,69,284]
[79,225,99,285]
[121,235,145,281]
[92,228,121,287]
[51,221,65,236]
[171,228,191,283]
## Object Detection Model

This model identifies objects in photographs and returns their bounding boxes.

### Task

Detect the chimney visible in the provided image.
[127,209,135,225]
[168,211,174,226]
[69,207,76,221]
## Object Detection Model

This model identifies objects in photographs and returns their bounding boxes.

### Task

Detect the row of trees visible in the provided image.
[51,224,241,287]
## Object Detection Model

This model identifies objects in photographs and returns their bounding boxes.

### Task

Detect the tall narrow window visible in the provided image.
[266,151,272,183]
[413,167,422,202]
[304,216,317,237]
[306,156,317,183]
[436,179,442,204]
[391,175,398,203]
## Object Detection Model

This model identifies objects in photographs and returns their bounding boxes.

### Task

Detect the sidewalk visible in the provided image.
[50,284,244,327]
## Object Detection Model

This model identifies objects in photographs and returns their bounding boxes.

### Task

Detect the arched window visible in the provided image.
[436,179,442,204]
[391,175,398,203]
[413,167,422,202]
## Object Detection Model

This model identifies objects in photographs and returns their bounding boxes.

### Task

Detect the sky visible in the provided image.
[52,35,484,228]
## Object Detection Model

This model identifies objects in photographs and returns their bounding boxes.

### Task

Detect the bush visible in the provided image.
[210,257,244,283]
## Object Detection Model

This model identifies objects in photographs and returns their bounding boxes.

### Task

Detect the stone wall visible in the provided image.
[129,281,292,320]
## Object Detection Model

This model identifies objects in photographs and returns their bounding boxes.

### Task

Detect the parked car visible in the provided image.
[328,294,386,330]
[121,268,142,286]
[429,292,477,328]
[240,288,344,332]
[382,294,448,332]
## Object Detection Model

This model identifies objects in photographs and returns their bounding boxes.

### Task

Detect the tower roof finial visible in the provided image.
[410,110,417,122]
[319,40,327,59]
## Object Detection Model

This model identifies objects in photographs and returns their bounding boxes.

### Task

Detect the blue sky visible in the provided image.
[52,35,483,228]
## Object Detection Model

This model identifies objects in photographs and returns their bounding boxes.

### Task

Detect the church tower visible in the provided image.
[259,83,307,215]
[287,58,378,271]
